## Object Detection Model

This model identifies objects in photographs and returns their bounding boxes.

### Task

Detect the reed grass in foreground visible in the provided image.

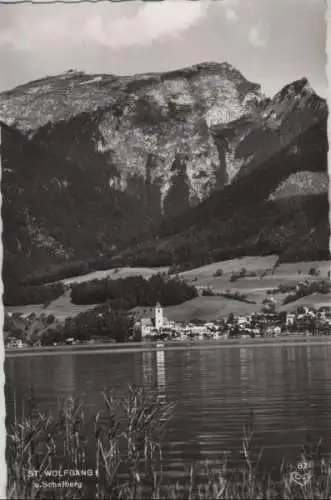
[7,386,331,499]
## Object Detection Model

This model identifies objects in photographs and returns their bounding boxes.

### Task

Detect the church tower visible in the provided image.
[154,302,163,330]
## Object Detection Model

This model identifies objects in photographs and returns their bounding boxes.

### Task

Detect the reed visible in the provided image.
[6,386,331,499]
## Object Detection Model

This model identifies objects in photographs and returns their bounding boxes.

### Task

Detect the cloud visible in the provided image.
[222,0,239,24]
[0,0,326,98]
[93,1,210,49]
[225,8,238,23]
[248,23,268,48]
[0,1,209,52]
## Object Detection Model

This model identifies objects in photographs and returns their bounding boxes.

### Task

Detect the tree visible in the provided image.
[112,312,134,343]
[133,327,142,342]
[46,314,55,325]
[40,326,64,346]
[240,267,247,277]
[262,297,276,313]
[227,312,235,324]
[229,324,240,338]
[278,311,287,327]
[308,267,319,276]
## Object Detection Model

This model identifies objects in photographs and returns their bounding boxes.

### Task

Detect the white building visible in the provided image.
[131,302,166,338]
[286,313,296,326]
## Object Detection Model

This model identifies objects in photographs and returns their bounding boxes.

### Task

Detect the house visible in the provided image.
[189,325,208,339]
[317,307,331,321]
[131,302,167,338]
[238,316,248,326]
[286,313,296,326]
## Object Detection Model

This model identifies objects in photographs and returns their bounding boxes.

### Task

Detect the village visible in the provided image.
[130,302,331,341]
[5,298,331,349]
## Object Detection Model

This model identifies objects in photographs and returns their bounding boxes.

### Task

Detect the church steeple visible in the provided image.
[154,302,163,330]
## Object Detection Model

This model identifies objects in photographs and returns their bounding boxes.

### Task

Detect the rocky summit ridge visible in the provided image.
[0,62,265,212]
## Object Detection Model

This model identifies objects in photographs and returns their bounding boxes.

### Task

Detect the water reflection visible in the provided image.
[287,346,295,363]
[156,349,166,397]
[239,348,251,404]
[198,350,209,397]
[52,354,76,397]
[142,351,153,390]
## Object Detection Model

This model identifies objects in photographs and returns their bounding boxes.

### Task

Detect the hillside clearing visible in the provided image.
[279,293,331,312]
[62,266,169,285]
[165,296,262,322]
[178,255,279,278]
[6,292,97,320]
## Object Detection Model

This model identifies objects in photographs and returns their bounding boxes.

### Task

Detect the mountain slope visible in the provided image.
[115,117,329,268]
[1,121,163,285]
[210,77,327,183]
[0,63,329,287]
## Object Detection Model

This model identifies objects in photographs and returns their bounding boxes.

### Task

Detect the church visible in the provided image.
[131,302,166,338]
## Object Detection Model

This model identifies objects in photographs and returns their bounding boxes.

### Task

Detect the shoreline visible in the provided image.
[5,335,331,358]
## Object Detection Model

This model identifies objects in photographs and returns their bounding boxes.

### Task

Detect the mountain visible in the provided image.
[0,63,265,215]
[0,63,329,287]
[117,117,329,269]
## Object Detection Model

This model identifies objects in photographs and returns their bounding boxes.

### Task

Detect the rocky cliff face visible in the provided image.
[0,62,264,215]
[211,77,327,183]
[119,117,329,269]
[1,63,326,211]
[0,62,328,283]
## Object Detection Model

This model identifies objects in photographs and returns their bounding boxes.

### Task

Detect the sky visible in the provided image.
[0,0,328,97]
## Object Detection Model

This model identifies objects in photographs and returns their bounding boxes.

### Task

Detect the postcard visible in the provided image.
[1,0,330,498]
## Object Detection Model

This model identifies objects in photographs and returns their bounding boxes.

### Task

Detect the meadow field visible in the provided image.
[6,257,330,321]
[61,266,169,285]
[169,257,331,320]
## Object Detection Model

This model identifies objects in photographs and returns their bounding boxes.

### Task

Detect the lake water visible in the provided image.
[5,342,331,481]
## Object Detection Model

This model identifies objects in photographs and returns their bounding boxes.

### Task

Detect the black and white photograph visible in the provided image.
[1,0,330,498]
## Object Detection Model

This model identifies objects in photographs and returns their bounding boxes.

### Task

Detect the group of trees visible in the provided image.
[283,278,330,305]
[229,267,258,282]
[308,267,320,277]
[261,298,277,313]
[267,282,297,295]
[4,306,136,346]
[70,273,198,307]
[125,249,173,269]
[4,282,65,307]
[4,311,58,346]
[220,290,256,305]
[200,287,256,305]
[22,261,93,286]
[62,304,135,343]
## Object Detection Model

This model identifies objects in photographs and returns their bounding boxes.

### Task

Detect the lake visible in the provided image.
[5,342,331,482]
